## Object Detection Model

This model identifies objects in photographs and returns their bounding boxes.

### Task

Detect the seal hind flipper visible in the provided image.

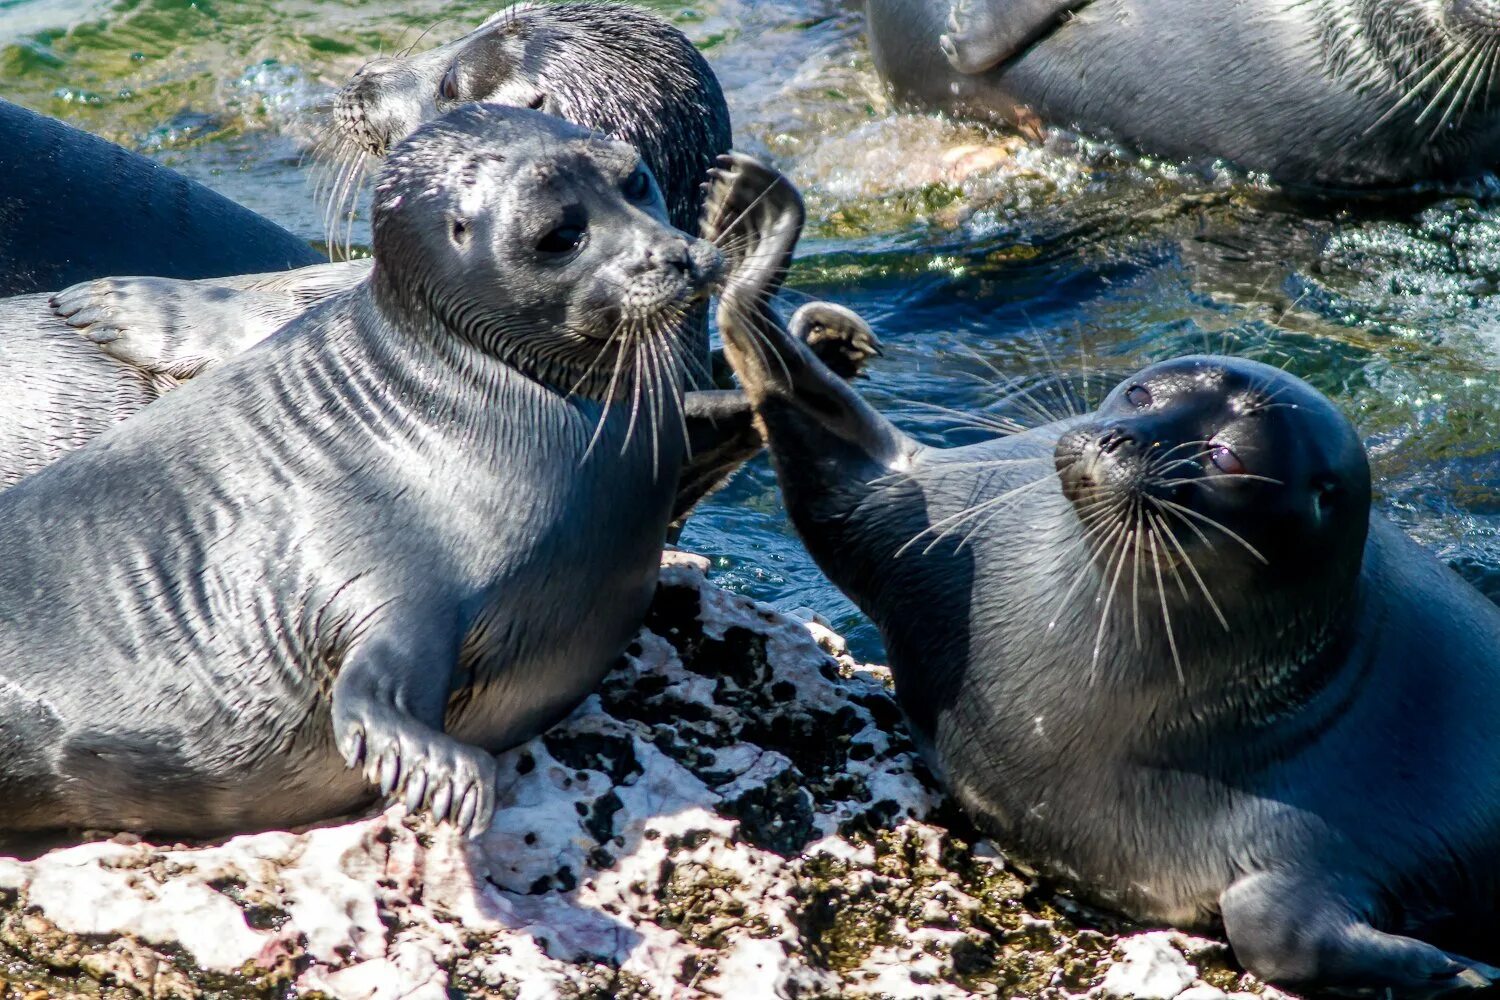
[331,614,498,839]
[51,261,371,383]
[939,0,1089,74]
[703,154,914,473]
[1221,872,1500,997]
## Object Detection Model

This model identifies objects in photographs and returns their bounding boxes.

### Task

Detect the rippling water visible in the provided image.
[5,0,1500,658]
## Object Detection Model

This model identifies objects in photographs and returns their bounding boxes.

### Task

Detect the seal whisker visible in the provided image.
[1147,500,1230,630]
[1047,496,1132,633]
[1153,496,1269,565]
[1090,497,1139,680]
[896,473,1055,556]
[1146,515,1186,685]
[1367,40,1466,132]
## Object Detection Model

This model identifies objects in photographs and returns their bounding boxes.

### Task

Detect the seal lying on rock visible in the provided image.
[0,104,781,843]
[0,98,321,297]
[705,153,1500,997]
[865,0,1500,188]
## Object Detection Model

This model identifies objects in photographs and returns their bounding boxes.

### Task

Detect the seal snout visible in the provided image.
[335,59,419,156]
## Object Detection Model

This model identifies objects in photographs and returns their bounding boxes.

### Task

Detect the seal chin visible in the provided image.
[1451,0,1500,34]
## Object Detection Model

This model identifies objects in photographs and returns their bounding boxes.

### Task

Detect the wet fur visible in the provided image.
[867,0,1500,186]
[706,157,1500,996]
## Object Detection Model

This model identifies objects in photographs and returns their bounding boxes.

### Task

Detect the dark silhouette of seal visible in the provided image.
[0,98,321,297]
[0,104,743,842]
[865,0,1500,187]
[705,153,1500,997]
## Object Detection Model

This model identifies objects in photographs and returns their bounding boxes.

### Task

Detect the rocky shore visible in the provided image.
[0,554,1289,1000]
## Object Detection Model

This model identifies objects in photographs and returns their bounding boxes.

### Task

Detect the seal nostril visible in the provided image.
[1099,428,1137,455]
[648,243,691,274]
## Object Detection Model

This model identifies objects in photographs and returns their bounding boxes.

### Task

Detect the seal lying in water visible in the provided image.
[865,0,1500,187]
[0,103,764,842]
[705,154,1500,996]
[0,98,321,297]
[0,4,877,514]
[51,1,733,365]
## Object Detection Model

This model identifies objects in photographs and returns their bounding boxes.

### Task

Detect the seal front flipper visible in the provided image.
[330,611,497,839]
[1221,871,1500,997]
[940,0,1089,74]
[51,260,372,383]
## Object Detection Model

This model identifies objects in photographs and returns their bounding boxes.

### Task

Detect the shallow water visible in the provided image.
[5,0,1500,659]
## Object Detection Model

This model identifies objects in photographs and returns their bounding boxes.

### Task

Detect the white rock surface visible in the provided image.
[0,553,1280,999]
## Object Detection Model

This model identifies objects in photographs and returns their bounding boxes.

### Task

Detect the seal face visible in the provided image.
[332,2,730,232]
[866,0,1500,186]
[0,104,725,843]
[703,157,1500,996]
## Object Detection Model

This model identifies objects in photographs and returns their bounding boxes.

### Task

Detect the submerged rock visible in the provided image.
[0,553,1287,999]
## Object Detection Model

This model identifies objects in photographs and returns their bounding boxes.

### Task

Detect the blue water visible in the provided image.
[5,0,1500,659]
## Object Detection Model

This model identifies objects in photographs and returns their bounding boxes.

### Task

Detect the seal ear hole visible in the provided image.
[440,65,461,102]
[1313,477,1341,509]
[527,93,546,111]
[449,217,470,247]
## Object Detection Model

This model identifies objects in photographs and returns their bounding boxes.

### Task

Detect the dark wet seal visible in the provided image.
[705,151,1500,997]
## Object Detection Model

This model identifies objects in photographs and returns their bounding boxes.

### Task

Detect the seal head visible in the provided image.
[1056,357,1370,655]
[334,2,730,232]
[370,103,722,399]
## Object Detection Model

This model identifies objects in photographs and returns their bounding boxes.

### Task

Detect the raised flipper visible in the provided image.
[940,0,1090,75]
[50,260,372,386]
[1221,871,1500,998]
[330,602,497,839]
[700,153,914,472]
[673,302,882,526]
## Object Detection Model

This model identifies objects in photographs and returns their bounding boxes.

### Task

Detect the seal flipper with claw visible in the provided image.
[51,262,370,389]
[330,611,497,839]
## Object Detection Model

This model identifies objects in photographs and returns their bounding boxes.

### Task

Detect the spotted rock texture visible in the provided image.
[0,553,1291,999]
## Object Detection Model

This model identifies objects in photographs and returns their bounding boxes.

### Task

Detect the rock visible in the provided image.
[1101,933,1197,999]
[0,552,1283,999]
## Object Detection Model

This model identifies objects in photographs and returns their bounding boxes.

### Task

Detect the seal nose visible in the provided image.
[1452,0,1500,34]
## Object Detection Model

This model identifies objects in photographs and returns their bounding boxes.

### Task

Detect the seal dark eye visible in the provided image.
[1125,385,1153,408]
[440,65,461,102]
[538,223,586,256]
[1209,445,1246,475]
[622,168,652,202]
[527,92,546,110]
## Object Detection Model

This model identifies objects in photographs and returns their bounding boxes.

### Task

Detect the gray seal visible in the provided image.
[705,153,1500,997]
[0,98,322,297]
[0,103,735,843]
[865,0,1500,188]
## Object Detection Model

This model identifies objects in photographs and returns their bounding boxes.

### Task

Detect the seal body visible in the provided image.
[704,155,1500,996]
[0,99,321,297]
[866,0,1500,187]
[0,104,728,840]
